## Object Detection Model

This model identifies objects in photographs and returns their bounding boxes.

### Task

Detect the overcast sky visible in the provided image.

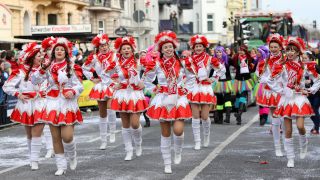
[261,0,320,29]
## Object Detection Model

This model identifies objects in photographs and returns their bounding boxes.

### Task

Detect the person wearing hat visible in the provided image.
[110,36,148,161]
[82,34,118,150]
[213,46,234,124]
[3,42,47,171]
[142,31,192,174]
[183,35,225,150]
[267,36,320,168]
[302,51,320,135]
[40,36,56,159]
[32,37,83,175]
[232,45,255,125]
[257,34,286,157]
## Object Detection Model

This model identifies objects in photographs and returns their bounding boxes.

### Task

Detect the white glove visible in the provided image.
[283,86,294,98]
[58,69,69,84]
[198,67,207,81]
[259,76,269,84]
[308,86,317,95]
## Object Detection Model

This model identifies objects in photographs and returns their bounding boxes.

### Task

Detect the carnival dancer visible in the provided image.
[232,45,255,125]
[82,34,117,150]
[140,45,160,127]
[31,37,83,175]
[257,34,286,156]
[40,37,55,158]
[3,42,47,170]
[143,31,192,174]
[267,36,320,168]
[110,36,148,161]
[213,46,233,124]
[302,51,320,135]
[184,35,225,150]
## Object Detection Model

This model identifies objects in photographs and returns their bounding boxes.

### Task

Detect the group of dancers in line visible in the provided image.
[3,30,320,175]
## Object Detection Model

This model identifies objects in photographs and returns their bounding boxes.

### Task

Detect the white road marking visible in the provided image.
[183,114,259,180]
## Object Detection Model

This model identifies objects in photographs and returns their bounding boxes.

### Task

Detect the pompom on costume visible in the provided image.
[143,31,192,121]
[268,36,320,119]
[31,37,84,126]
[82,34,116,100]
[185,35,225,105]
[3,42,46,126]
[110,36,148,113]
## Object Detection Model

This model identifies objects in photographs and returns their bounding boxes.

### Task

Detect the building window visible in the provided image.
[48,14,57,25]
[98,20,104,34]
[95,0,102,5]
[36,12,40,25]
[120,0,125,9]
[243,0,247,9]
[68,13,72,25]
[207,14,214,32]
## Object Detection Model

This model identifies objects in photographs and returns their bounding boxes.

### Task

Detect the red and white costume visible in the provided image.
[32,38,83,126]
[268,37,320,119]
[256,34,284,107]
[184,35,225,105]
[3,43,46,126]
[110,36,148,113]
[143,31,187,174]
[82,34,116,100]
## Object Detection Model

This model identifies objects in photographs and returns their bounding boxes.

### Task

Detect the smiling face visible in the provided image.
[120,44,133,58]
[54,46,66,61]
[99,43,109,54]
[194,44,205,54]
[215,50,222,59]
[161,42,175,58]
[269,42,281,55]
[33,52,41,66]
[286,45,299,60]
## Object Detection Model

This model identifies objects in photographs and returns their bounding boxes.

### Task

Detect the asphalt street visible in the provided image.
[1,106,320,180]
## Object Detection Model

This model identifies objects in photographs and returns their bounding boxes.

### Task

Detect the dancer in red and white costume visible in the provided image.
[267,37,320,168]
[32,37,83,175]
[184,35,225,150]
[40,36,55,159]
[110,36,148,161]
[257,34,286,157]
[3,43,47,170]
[143,31,192,174]
[82,34,117,150]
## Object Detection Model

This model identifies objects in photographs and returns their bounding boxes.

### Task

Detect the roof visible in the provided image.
[235,11,292,18]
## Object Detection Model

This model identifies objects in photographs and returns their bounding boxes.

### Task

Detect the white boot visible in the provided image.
[202,118,211,148]
[43,125,54,158]
[30,137,42,170]
[299,134,308,159]
[285,138,295,168]
[107,110,117,143]
[272,120,283,157]
[192,118,201,150]
[63,140,77,170]
[99,117,108,150]
[161,136,172,174]
[54,154,67,176]
[132,125,143,157]
[122,128,133,161]
[174,133,184,165]
[27,139,31,166]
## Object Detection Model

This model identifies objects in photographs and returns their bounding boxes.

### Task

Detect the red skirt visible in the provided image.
[110,88,148,113]
[147,93,192,121]
[273,93,314,119]
[89,83,113,100]
[188,84,216,104]
[256,88,281,108]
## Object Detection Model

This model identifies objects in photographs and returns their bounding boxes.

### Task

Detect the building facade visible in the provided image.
[182,0,228,45]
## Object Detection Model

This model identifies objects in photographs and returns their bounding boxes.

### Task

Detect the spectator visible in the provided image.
[5,50,18,75]
[0,60,8,103]
[74,48,84,66]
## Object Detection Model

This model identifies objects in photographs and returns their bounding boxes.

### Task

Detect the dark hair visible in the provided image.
[24,56,36,81]
[5,50,15,61]
[1,51,7,59]
[51,46,71,78]
[306,51,316,60]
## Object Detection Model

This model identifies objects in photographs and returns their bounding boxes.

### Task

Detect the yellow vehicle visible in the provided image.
[78,80,98,107]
